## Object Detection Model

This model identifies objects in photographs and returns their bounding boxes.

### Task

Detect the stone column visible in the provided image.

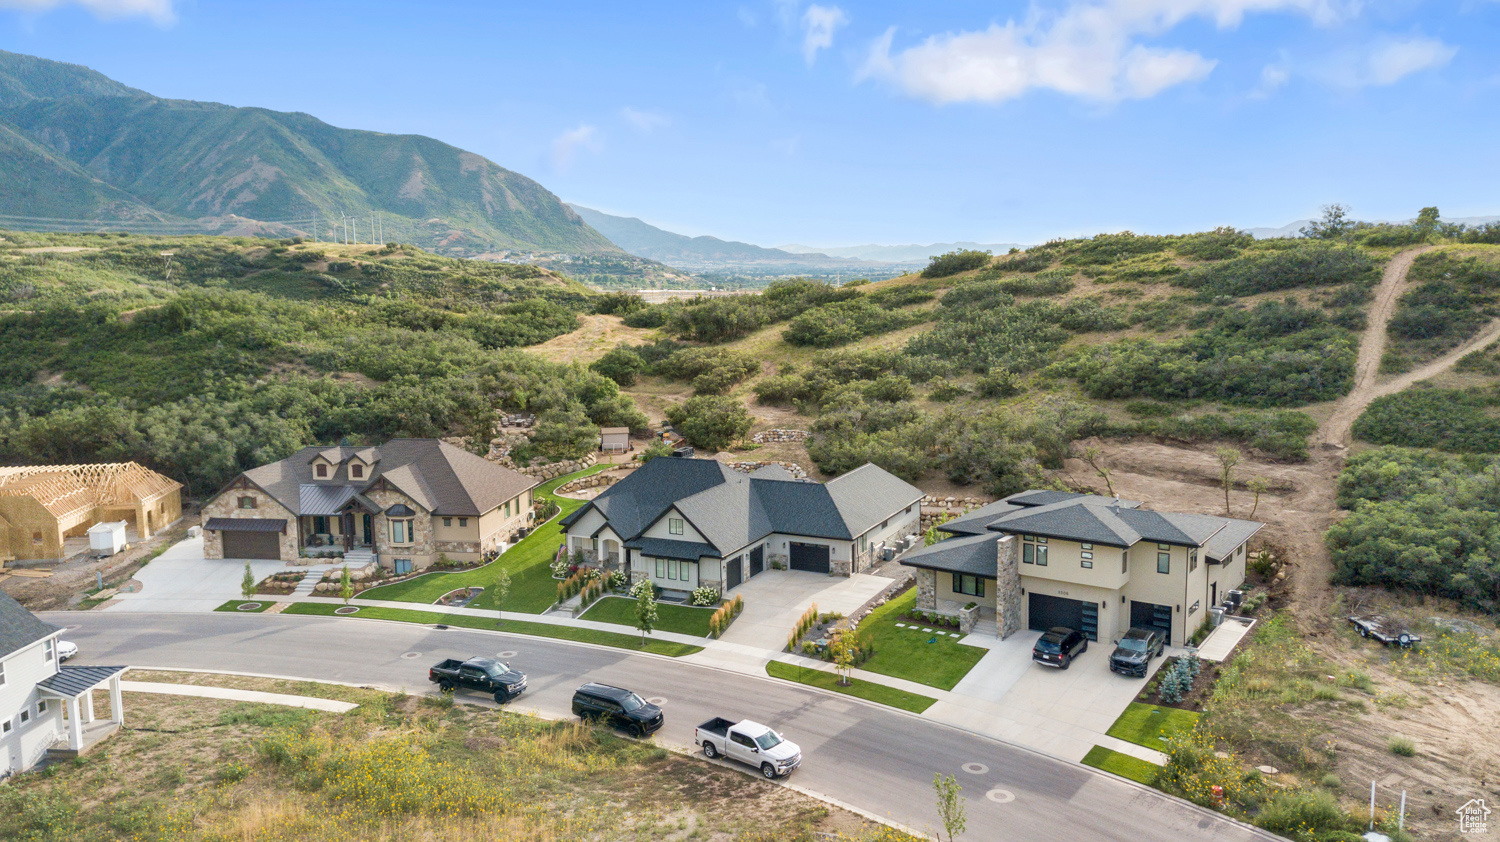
[995,535,1022,639]
[914,568,937,611]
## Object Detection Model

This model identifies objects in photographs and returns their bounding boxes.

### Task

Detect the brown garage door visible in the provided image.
[221,530,280,560]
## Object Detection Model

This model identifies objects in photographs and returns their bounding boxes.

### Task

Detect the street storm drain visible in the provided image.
[399,652,421,660]
[497,651,519,659]
[334,606,359,615]
[433,624,449,630]
[985,789,1015,804]
[962,763,989,775]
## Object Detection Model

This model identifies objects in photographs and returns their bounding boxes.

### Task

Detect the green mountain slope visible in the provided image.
[0,120,167,220]
[0,50,617,257]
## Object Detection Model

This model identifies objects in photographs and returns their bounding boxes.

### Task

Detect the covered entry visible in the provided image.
[207,518,285,560]
[1028,593,1099,640]
[37,664,128,759]
[789,542,830,574]
[1130,600,1174,640]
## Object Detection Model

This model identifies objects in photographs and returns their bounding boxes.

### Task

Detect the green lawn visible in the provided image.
[853,588,987,690]
[579,595,714,637]
[765,660,936,713]
[281,601,702,658]
[1106,702,1201,751]
[214,600,271,613]
[357,464,613,614]
[1081,746,1161,785]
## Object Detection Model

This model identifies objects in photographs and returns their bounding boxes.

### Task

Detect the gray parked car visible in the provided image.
[1109,627,1165,677]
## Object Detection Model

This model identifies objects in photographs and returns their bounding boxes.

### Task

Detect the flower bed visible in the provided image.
[1138,654,1220,711]
[436,587,483,608]
[899,607,962,631]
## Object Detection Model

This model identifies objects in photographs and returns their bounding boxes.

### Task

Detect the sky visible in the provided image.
[1,0,1497,247]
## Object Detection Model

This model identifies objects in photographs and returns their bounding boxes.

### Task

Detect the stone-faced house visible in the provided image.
[560,458,923,596]
[202,439,538,574]
[900,490,1262,647]
[1,591,127,776]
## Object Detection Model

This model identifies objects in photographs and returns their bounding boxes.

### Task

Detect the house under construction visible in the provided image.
[0,463,182,563]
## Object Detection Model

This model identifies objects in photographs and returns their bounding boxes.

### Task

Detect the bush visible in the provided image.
[1255,789,1354,839]
[1352,387,1500,452]
[589,347,647,386]
[607,570,628,590]
[784,298,921,348]
[1387,737,1416,757]
[628,578,655,599]
[666,395,753,451]
[926,377,970,402]
[656,347,758,395]
[1172,243,1379,299]
[922,249,992,278]
[691,586,721,607]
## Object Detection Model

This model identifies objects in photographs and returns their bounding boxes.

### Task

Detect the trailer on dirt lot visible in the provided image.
[1347,615,1420,648]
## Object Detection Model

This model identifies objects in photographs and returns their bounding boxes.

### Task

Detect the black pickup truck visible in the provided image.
[428,657,528,703]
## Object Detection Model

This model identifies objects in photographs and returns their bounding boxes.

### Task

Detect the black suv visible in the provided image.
[1032,627,1088,669]
[571,683,665,736]
[1108,627,1165,677]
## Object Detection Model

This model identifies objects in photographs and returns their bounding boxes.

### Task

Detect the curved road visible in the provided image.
[50,612,1276,842]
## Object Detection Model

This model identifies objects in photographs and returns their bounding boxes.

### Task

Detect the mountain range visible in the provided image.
[0,50,616,257]
[775,241,1027,263]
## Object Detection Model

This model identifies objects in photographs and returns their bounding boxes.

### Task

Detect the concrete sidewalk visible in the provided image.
[122,680,359,712]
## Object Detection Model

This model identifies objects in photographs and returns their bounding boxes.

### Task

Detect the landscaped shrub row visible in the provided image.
[708,595,744,638]
[555,567,598,603]
[787,603,820,652]
[1158,654,1202,704]
[901,608,960,630]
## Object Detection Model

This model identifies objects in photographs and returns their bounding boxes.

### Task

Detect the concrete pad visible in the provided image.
[1197,617,1254,662]
[105,537,337,613]
[716,570,889,650]
[122,680,358,712]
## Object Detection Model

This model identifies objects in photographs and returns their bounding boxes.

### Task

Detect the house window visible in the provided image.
[679,561,691,581]
[504,501,511,517]
[316,463,328,478]
[1157,551,1171,574]
[36,700,47,714]
[655,559,666,579]
[443,517,452,527]
[44,640,54,662]
[1189,549,1199,571]
[669,518,684,535]
[32,531,42,544]
[237,496,256,509]
[1081,543,1092,550]
[20,709,30,724]
[393,558,412,575]
[859,534,868,553]
[313,516,329,534]
[1022,542,1033,564]
[1190,600,1200,614]
[952,573,985,597]
[0,659,5,687]
[351,464,363,478]
[666,561,677,580]
[1080,552,1093,569]
[459,518,468,527]
[390,519,414,544]
[881,519,889,529]
[1034,538,1048,566]
[0,720,9,734]
[1122,551,1129,573]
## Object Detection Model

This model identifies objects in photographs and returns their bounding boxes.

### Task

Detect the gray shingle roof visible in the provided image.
[235,439,536,518]
[825,464,925,538]
[963,490,1255,550]
[938,500,1029,535]
[625,537,720,560]
[1203,517,1263,561]
[560,457,732,538]
[0,590,58,658]
[37,665,127,697]
[899,533,1001,577]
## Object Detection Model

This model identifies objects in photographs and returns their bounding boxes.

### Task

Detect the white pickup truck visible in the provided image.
[695,717,802,779]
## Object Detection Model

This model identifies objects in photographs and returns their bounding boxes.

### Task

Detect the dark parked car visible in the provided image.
[572,683,664,736]
[429,657,528,703]
[1032,627,1088,669]
[1108,627,1165,677]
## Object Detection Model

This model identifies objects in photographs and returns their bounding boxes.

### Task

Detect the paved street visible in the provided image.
[50,611,1277,842]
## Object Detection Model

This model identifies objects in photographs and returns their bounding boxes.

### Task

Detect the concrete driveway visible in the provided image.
[104,537,315,613]
[925,629,1175,763]
[716,569,890,650]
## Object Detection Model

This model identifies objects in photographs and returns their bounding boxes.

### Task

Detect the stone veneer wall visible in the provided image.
[995,534,1022,639]
[366,487,435,570]
[914,568,938,611]
[201,487,299,561]
[831,559,852,577]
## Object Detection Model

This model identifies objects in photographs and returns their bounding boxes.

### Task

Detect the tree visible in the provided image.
[1247,476,1269,519]
[634,584,658,644]
[1415,206,1440,238]
[925,512,954,546]
[933,773,967,842]
[589,347,647,387]
[492,567,512,627]
[665,395,752,452]
[1215,446,1241,515]
[1301,204,1355,240]
[241,562,256,600]
[1080,445,1116,498]
[638,439,673,462]
[339,564,353,605]
[829,631,857,687]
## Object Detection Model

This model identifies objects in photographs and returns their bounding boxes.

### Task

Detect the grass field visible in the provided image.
[1105,703,1202,751]
[765,660,937,713]
[214,600,272,613]
[281,601,703,657]
[852,589,987,690]
[579,595,715,637]
[357,464,613,613]
[1081,746,1162,785]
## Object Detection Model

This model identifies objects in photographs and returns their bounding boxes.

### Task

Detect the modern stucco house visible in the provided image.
[560,457,923,596]
[202,439,538,574]
[1,591,127,777]
[900,490,1262,647]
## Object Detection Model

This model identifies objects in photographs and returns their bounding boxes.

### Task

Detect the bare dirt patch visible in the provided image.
[524,314,656,364]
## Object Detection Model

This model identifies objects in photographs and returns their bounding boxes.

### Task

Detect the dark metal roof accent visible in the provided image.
[625,537,720,560]
[385,503,416,517]
[297,483,359,516]
[204,517,286,533]
[37,665,128,697]
[0,590,59,658]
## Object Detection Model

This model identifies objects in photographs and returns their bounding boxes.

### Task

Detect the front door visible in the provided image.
[342,513,355,550]
[362,513,373,546]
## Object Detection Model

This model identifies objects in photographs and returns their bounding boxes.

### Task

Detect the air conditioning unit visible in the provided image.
[881,546,896,562]
[1209,606,1225,627]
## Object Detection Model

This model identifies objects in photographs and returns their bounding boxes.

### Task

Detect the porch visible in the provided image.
[297,493,379,553]
[38,664,129,759]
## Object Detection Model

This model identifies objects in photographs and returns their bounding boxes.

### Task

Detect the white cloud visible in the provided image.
[1251,61,1293,98]
[1359,36,1457,85]
[620,107,669,133]
[858,0,1361,104]
[801,4,848,65]
[551,124,601,171]
[0,0,174,24]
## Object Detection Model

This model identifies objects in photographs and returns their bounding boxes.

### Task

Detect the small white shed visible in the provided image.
[88,521,129,557]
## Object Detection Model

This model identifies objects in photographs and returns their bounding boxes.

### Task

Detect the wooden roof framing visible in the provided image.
[0,463,182,520]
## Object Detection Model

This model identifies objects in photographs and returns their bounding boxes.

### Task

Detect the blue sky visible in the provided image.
[1,1,1496,246]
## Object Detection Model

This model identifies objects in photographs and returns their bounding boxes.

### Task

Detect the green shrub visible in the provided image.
[1352,387,1500,452]
[1172,243,1379,298]
[922,249,992,278]
[1387,737,1416,757]
[1255,789,1354,839]
[666,395,753,451]
[783,298,921,347]
[589,346,647,386]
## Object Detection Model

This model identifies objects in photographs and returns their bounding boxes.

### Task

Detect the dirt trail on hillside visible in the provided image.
[523,314,654,364]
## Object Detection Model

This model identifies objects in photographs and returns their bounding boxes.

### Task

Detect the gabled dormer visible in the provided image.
[346,447,379,482]
[310,451,339,481]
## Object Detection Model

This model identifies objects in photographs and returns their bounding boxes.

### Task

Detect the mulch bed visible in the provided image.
[1136,655,1224,711]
